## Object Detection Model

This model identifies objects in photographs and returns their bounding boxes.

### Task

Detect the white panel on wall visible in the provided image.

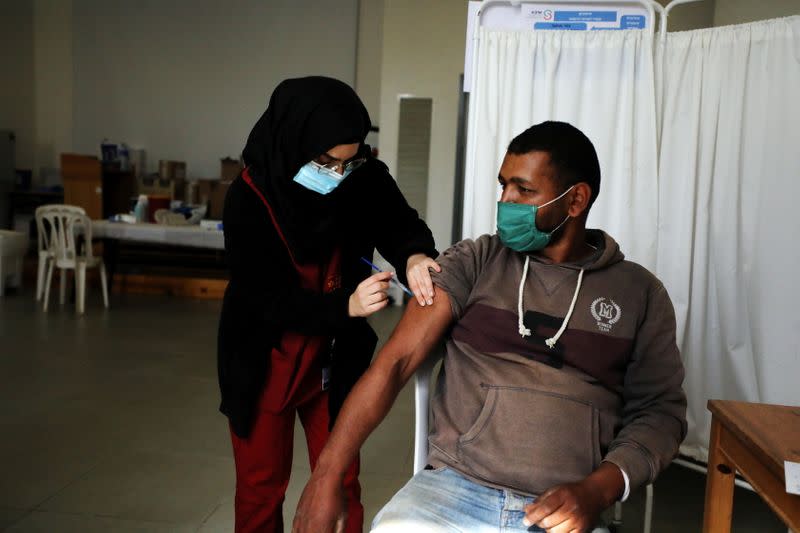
[380,0,468,250]
[72,0,358,179]
[396,97,432,219]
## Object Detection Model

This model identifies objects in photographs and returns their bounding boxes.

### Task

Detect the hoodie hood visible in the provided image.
[582,229,625,271]
[529,229,625,272]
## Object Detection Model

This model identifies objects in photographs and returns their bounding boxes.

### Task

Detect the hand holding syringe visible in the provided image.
[359,257,413,296]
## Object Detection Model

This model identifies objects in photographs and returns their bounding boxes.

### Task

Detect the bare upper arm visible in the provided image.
[373,285,455,383]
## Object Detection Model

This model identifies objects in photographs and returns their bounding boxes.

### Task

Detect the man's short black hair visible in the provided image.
[507,121,601,209]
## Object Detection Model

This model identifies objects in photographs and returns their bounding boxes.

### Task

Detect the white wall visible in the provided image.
[713,0,798,26]
[34,0,72,178]
[0,2,35,171]
[71,0,359,179]
[355,0,384,125]
[657,0,716,31]
[380,0,468,249]
[21,0,791,191]
[654,0,799,30]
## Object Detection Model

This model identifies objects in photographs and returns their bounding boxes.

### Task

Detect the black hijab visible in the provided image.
[242,76,371,263]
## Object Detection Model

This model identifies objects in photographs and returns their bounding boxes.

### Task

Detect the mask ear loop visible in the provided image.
[549,214,571,235]
[540,184,575,235]
[538,184,575,209]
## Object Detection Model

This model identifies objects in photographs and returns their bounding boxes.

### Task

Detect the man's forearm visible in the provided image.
[585,462,626,508]
[314,292,454,480]
[523,460,627,530]
[314,356,407,479]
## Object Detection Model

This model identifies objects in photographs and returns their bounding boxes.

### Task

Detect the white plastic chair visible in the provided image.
[38,205,108,314]
[34,205,67,301]
[413,354,651,533]
[413,353,441,474]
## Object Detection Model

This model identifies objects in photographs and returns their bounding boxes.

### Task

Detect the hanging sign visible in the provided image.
[464,1,651,91]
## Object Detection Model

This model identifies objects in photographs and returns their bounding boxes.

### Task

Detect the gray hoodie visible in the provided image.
[427,230,687,496]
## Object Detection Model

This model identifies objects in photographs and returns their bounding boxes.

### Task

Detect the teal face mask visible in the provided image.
[496,186,573,252]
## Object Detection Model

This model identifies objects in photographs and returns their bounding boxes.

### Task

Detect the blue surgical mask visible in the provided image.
[496,186,573,252]
[292,161,352,195]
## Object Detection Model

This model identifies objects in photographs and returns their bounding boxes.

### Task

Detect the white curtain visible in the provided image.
[462,28,660,269]
[462,15,800,463]
[657,16,800,461]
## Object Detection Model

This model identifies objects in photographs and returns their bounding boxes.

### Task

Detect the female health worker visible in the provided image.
[217,76,440,533]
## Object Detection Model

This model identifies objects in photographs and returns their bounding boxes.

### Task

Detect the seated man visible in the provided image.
[293,121,687,533]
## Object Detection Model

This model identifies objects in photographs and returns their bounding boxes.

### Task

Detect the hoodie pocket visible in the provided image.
[457,385,600,495]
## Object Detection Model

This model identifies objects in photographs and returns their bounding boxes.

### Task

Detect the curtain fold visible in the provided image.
[462,15,800,464]
[657,16,800,461]
[463,28,659,270]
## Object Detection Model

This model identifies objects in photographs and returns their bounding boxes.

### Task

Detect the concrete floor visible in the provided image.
[0,288,789,532]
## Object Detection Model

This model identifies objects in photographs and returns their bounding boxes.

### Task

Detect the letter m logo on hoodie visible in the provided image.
[591,297,622,333]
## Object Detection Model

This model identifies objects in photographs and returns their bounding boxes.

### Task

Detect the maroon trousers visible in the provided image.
[230,388,363,533]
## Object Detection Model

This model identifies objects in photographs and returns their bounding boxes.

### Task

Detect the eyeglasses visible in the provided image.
[312,154,368,175]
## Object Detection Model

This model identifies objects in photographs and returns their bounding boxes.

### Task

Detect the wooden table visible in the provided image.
[703,400,800,532]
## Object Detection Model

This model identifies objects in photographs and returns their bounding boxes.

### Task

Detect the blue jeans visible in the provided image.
[371,467,610,533]
[370,466,545,532]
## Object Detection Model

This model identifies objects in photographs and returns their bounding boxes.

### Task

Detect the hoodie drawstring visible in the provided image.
[517,255,585,349]
[518,257,533,337]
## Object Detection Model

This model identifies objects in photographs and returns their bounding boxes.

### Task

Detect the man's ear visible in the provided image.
[567,182,592,218]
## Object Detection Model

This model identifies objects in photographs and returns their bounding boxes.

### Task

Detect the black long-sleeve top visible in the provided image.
[218,161,437,438]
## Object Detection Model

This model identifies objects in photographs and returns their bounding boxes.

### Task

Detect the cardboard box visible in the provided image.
[139,175,186,201]
[197,180,211,206]
[197,179,231,219]
[139,175,174,198]
[185,181,199,205]
[158,160,186,180]
[221,157,243,182]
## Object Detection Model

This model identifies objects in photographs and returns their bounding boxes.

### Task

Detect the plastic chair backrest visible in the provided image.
[413,351,444,474]
[35,206,54,255]
[35,205,90,265]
